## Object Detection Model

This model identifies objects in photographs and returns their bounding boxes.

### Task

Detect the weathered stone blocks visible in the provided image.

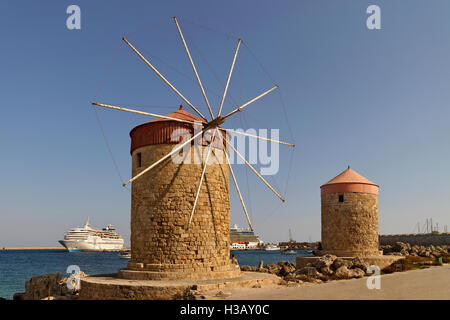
[124,143,238,280]
[321,192,381,256]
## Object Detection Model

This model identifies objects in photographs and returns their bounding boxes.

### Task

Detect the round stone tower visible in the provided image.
[118,105,240,281]
[320,166,381,257]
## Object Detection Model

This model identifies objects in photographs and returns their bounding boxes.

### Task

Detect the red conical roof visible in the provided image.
[129,105,225,155]
[322,165,377,187]
[320,166,378,195]
[149,105,206,123]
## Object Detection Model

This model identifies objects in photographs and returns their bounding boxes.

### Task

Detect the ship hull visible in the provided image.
[58,239,123,252]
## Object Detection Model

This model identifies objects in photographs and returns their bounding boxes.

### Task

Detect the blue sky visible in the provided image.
[1,0,450,246]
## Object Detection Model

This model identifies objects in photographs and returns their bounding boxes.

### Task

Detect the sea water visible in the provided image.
[0,249,312,300]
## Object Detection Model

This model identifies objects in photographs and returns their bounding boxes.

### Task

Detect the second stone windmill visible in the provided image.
[92,17,294,280]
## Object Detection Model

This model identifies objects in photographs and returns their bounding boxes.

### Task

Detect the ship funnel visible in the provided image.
[84,217,90,228]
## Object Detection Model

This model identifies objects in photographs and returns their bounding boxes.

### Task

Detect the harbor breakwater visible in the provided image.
[380,233,450,246]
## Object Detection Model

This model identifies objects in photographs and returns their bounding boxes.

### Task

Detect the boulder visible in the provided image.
[314,254,336,269]
[13,292,25,300]
[332,258,353,270]
[436,246,447,254]
[350,257,369,272]
[296,267,320,278]
[419,251,430,257]
[284,273,302,281]
[381,245,393,254]
[393,242,409,253]
[284,272,314,283]
[400,249,410,256]
[431,251,441,258]
[14,271,87,300]
[335,266,352,279]
[24,273,64,300]
[278,261,295,267]
[320,266,334,276]
[351,268,366,278]
[279,264,296,276]
[265,264,282,275]
[240,265,255,272]
[411,245,420,254]
[335,266,365,279]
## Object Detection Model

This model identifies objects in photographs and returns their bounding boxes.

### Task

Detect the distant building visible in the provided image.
[230,242,247,250]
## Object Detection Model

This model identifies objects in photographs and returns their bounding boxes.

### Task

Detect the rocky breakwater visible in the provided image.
[13,272,87,300]
[381,242,449,259]
[241,255,370,286]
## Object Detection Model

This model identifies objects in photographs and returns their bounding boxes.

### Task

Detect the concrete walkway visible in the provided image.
[205,265,450,300]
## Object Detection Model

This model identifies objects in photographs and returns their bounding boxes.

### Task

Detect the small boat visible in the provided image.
[265,245,280,251]
[118,251,131,259]
[283,250,296,254]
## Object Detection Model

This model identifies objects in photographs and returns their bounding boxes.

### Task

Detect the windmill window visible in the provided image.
[137,153,142,168]
[338,195,344,203]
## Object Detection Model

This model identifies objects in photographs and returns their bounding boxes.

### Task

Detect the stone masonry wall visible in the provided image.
[125,143,237,279]
[321,192,380,256]
[380,233,450,246]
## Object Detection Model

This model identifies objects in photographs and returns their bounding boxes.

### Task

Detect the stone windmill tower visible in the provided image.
[320,166,382,257]
[117,105,240,280]
[91,17,294,281]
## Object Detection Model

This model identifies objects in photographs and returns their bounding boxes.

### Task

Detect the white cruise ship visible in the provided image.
[230,224,263,249]
[58,218,124,252]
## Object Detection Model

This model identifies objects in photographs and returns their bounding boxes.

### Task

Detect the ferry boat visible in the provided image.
[265,244,281,251]
[58,218,124,252]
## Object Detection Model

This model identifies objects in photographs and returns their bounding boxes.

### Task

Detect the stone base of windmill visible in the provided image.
[117,261,242,281]
[78,271,281,300]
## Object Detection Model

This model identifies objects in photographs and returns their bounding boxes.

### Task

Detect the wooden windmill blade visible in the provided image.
[187,128,219,229]
[121,37,208,121]
[173,17,214,120]
[217,38,242,118]
[214,127,254,232]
